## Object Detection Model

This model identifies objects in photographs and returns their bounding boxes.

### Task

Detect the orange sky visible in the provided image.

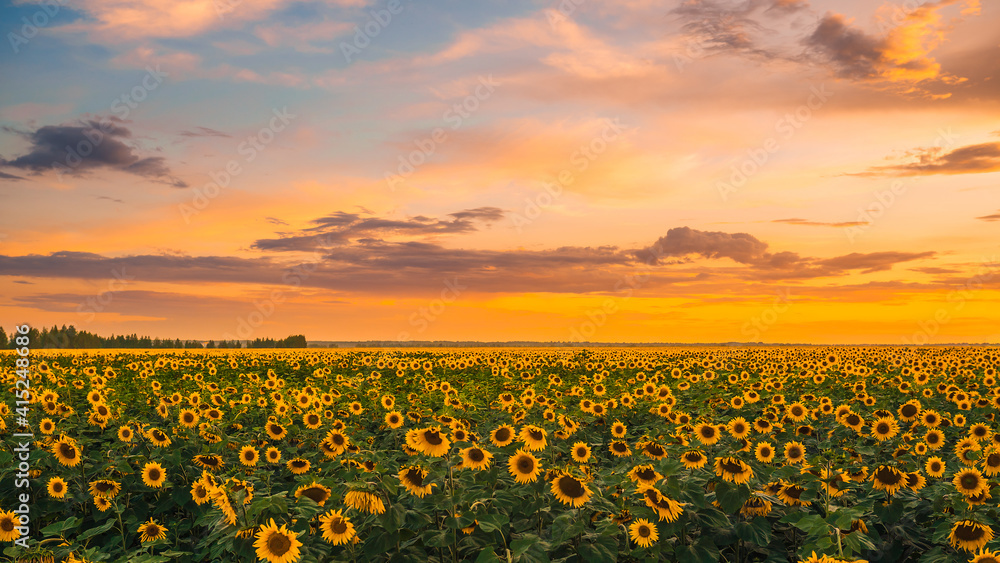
[1,0,998,344]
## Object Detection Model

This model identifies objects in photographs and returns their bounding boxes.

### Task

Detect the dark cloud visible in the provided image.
[254,207,508,252]
[857,142,1000,176]
[670,0,786,61]
[635,226,770,265]
[978,211,1000,222]
[773,218,869,227]
[911,266,961,275]
[804,13,885,80]
[97,196,124,203]
[0,170,24,180]
[179,126,231,138]
[0,225,940,296]
[0,118,187,187]
[266,217,289,226]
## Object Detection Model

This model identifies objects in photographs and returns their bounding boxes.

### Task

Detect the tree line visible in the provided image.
[0,325,307,349]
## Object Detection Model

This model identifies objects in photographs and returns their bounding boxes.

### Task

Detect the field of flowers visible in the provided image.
[2,347,1000,563]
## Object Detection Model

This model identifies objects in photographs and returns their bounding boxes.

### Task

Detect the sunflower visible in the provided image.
[178,409,199,428]
[783,441,806,465]
[266,422,288,440]
[318,509,356,546]
[870,465,907,495]
[923,429,945,450]
[385,411,404,429]
[88,479,121,499]
[147,427,172,447]
[571,442,592,463]
[302,412,322,430]
[344,490,385,514]
[413,427,452,457]
[93,496,112,512]
[609,440,632,457]
[551,472,593,507]
[51,436,82,467]
[519,425,548,451]
[629,518,658,548]
[714,456,754,485]
[727,417,751,439]
[194,455,225,471]
[138,519,168,543]
[508,449,543,484]
[239,446,260,467]
[776,482,809,507]
[638,485,685,522]
[191,480,212,505]
[971,549,1000,563]
[954,468,989,497]
[694,423,721,446]
[398,466,435,497]
[680,450,708,470]
[39,418,55,434]
[47,476,68,499]
[254,519,303,563]
[611,420,627,438]
[871,417,900,442]
[640,441,668,460]
[786,402,808,422]
[921,410,942,428]
[740,496,772,517]
[627,464,662,486]
[755,442,775,463]
[0,510,22,541]
[287,458,310,475]
[117,426,134,442]
[460,445,494,471]
[949,520,995,553]
[142,462,167,488]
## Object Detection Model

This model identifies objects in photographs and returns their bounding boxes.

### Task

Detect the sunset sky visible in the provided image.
[1,0,998,344]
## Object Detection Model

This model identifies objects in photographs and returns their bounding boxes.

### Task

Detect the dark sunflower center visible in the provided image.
[788,447,802,458]
[760,448,772,457]
[292,460,307,468]
[469,449,485,462]
[701,427,716,438]
[558,476,585,498]
[792,407,803,416]
[875,467,902,485]
[389,415,399,423]
[782,485,803,499]
[406,469,424,486]
[308,415,319,424]
[302,487,328,503]
[330,518,348,534]
[722,460,746,474]
[529,429,544,441]
[60,443,77,459]
[612,442,627,452]
[149,468,161,480]
[424,431,443,445]
[146,524,161,535]
[637,525,651,538]
[95,482,113,492]
[955,522,985,541]
[876,423,890,434]
[495,428,511,441]
[183,413,194,422]
[928,433,940,444]
[267,533,292,555]
[516,456,535,473]
[637,468,655,480]
[901,404,917,417]
[332,434,346,446]
[53,482,64,491]
[645,444,665,456]
[685,452,702,462]
[846,414,860,425]
[733,424,746,433]
[575,447,587,457]
[961,474,980,489]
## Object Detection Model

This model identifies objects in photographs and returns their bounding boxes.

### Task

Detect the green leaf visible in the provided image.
[714,481,751,514]
[475,550,503,563]
[78,519,116,541]
[735,518,771,546]
[578,539,616,563]
[477,513,510,534]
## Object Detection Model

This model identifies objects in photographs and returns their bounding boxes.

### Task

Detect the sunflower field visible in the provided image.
[3,347,1000,563]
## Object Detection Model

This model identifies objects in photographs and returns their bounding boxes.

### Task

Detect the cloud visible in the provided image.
[179,127,231,138]
[0,170,25,180]
[977,211,1000,222]
[266,217,289,226]
[252,207,508,252]
[97,196,124,203]
[773,218,869,227]
[0,226,940,295]
[858,142,1000,176]
[0,119,187,187]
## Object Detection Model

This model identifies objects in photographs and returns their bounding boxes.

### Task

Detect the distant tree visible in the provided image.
[206,340,216,349]
[0,327,7,348]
